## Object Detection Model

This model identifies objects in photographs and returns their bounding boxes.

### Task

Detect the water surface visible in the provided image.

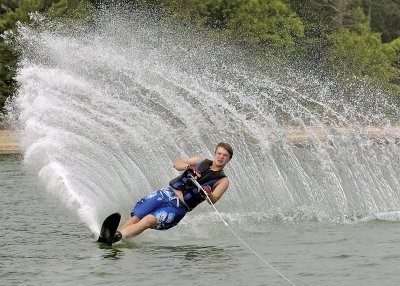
[2,155,400,286]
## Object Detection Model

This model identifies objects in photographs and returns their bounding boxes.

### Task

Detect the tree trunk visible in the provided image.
[367,0,372,28]
[333,0,347,29]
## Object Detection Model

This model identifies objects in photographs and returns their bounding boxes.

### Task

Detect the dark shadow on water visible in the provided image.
[98,243,126,260]
[97,239,240,269]
[156,245,233,262]
[140,244,240,271]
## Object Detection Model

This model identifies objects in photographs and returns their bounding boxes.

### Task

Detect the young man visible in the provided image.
[112,142,233,243]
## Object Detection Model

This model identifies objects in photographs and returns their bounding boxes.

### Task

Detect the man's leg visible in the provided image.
[120,216,140,229]
[120,214,157,239]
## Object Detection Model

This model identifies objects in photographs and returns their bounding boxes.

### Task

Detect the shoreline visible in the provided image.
[0,129,21,154]
[1,126,399,155]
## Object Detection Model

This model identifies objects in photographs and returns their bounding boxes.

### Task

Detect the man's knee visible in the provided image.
[129,216,140,224]
[141,215,157,229]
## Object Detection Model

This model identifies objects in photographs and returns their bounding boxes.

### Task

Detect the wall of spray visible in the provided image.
[6,6,400,235]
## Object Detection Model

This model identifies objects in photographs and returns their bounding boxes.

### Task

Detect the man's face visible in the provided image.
[214,147,231,168]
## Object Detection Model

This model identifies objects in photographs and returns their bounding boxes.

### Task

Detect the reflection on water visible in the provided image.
[98,245,125,260]
[99,239,237,268]
[2,156,400,286]
[149,244,234,263]
[146,244,239,276]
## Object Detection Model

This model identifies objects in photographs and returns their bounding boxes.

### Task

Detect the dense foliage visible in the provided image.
[0,0,92,115]
[1,0,399,115]
[151,0,400,91]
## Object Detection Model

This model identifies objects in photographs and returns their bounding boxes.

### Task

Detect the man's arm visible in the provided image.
[207,177,229,204]
[172,156,203,171]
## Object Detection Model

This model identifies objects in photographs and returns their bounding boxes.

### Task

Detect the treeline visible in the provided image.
[1,0,400,115]
[0,0,91,116]
[146,0,400,92]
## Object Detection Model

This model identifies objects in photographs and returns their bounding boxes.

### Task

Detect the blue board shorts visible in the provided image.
[131,187,188,230]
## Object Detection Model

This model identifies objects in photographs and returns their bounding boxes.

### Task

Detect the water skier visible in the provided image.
[112,142,233,243]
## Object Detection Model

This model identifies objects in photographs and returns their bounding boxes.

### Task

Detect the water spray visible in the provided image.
[189,175,298,286]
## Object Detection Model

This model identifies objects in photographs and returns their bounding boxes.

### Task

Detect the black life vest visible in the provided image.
[169,159,227,210]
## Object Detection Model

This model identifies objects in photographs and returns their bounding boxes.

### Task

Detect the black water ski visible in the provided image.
[97,212,121,246]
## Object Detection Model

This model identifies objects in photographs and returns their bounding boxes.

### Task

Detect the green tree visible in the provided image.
[0,0,93,115]
[363,0,400,43]
[285,0,336,61]
[386,38,400,86]
[320,0,399,91]
[323,28,396,82]
[157,0,304,51]
[146,0,242,30]
[0,1,18,15]
[0,41,16,112]
[228,0,304,50]
[48,0,92,20]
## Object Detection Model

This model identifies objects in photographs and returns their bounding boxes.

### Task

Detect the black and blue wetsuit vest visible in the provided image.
[169,159,226,211]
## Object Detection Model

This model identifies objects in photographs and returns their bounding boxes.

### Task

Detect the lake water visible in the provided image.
[2,154,400,286]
